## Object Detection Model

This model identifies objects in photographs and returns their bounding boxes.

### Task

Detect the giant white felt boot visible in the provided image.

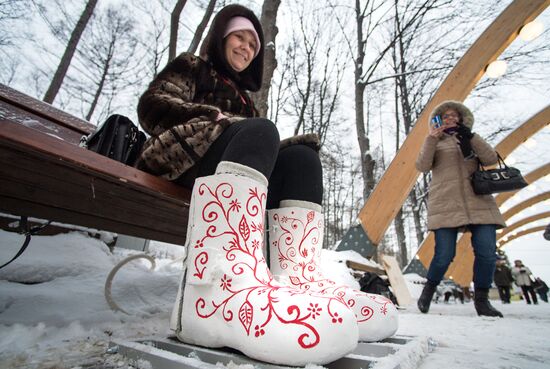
[170,162,358,366]
[268,201,399,342]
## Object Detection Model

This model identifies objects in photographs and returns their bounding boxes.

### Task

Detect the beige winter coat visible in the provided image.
[512,265,533,286]
[416,101,506,230]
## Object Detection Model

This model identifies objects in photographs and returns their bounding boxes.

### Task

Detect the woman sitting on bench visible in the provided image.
[135,4,397,366]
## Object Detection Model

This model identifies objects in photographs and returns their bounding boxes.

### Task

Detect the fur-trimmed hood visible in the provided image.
[430,100,474,129]
[199,4,264,92]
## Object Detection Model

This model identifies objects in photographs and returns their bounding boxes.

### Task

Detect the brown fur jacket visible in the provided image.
[135,52,320,181]
[135,53,259,180]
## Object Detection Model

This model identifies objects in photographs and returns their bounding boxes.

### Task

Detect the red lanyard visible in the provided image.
[221,77,247,106]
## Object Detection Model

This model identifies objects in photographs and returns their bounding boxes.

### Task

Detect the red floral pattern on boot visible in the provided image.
[269,207,399,342]
[174,172,358,366]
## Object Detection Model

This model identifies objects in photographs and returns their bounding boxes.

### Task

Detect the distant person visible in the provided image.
[544,223,550,241]
[415,100,505,318]
[493,259,513,304]
[453,285,465,304]
[532,277,549,303]
[511,260,538,305]
[441,283,453,303]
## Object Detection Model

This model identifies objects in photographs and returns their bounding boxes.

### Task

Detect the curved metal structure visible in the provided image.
[494,105,550,158]
[502,191,550,220]
[497,225,547,248]
[497,211,550,240]
[357,0,550,246]
[496,162,550,207]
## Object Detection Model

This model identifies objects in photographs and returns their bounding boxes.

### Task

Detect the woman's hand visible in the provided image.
[215,112,228,121]
[428,121,445,138]
[456,123,474,139]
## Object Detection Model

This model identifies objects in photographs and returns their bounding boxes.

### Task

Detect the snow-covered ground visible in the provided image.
[1,229,549,369]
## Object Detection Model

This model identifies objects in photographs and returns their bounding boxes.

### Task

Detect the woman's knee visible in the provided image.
[278,144,322,170]
[235,118,280,147]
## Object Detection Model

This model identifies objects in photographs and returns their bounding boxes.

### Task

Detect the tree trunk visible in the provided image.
[168,0,188,62]
[43,0,98,104]
[394,208,408,267]
[187,0,217,54]
[354,0,375,202]
[392,49,407,267]
[251,0,281,118]
[394,1,424,248]
[409,189,425,246]
[85,39,115,121]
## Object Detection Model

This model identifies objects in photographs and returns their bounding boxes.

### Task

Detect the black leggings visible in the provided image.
[175,118,323,208]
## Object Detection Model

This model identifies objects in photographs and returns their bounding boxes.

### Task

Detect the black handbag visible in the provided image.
[81,114,146,166]
[471,153,528,195]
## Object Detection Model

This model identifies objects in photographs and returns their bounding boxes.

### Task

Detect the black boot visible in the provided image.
[474,288,503,317]
[418,282,437,313]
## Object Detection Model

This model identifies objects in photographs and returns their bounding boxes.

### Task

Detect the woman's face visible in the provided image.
[224,30,257,72]
[442,109,460,129]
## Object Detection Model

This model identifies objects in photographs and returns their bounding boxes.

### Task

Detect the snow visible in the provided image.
[1,229,550,369]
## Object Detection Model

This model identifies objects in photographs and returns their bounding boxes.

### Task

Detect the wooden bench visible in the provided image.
[0,84,191,245]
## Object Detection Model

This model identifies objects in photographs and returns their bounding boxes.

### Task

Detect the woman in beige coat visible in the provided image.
[415,100,506,317]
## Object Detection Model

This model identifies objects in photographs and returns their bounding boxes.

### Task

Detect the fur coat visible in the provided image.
[135,52,258,180]
[416,100,506,230]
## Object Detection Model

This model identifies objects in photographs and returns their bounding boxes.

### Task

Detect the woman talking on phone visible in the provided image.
[415,100,506,317]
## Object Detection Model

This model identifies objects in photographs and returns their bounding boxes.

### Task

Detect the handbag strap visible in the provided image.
[477,151,508,172]
[0,216,52,270]
[496,152,508,169]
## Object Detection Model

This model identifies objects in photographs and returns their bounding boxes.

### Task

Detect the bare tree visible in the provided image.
[187,0,217,54]
[251,0,281,117]
[59,6,139,123]
[168,0,188,61]
[0,0,27,48]
[281,2,347,146]
[267,45,292,125]
[321,140,363,248]
[0,0,28,84]
[42,0,98,104]
[133,0,171,79]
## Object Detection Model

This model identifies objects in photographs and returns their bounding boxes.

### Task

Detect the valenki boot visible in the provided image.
[170,162,358,366]
[268,202,399,342]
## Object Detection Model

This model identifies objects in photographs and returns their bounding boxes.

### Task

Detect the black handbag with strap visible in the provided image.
[471,153,528,195]
[81,114,146,166]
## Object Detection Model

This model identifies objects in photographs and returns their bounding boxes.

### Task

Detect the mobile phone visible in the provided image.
[431,115,442,129]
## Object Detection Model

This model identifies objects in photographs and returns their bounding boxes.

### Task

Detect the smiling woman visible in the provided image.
[130,3,401,366]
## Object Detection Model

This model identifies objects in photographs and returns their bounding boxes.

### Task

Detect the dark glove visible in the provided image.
[456,123,474,139]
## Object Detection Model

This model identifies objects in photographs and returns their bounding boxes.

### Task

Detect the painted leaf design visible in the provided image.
[239,215,250,241]
[289,276,301,286]
[238,301,253,334]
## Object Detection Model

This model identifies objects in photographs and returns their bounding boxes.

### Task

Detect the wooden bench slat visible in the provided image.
[0,143,189,244]
[1,119,191,200]
[1,147,186,218]
[0,166,183,234]
[0,100,87,145]
[0,84,95,136]
[1,197,187,245]
[1,115,191,244]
